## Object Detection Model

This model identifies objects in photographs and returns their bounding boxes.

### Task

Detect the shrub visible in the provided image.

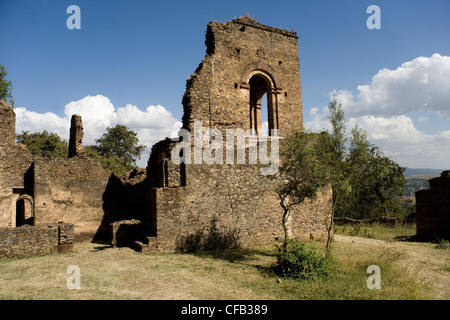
[274,239,330,279]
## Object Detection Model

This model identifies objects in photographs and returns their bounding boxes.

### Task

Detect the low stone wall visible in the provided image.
[110,219,147,248]
[0,223,74,260]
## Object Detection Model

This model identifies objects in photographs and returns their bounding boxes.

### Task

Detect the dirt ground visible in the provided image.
[334,234,450,299]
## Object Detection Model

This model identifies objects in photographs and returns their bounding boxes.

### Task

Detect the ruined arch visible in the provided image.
[240,61,282,91]
[15,194,34,227]
[241,62,281,136]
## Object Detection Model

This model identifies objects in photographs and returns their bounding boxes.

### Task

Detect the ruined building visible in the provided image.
[415,171,450,240]
[0,102,111,258]
[0,17,332,257]
[142,17,331,252]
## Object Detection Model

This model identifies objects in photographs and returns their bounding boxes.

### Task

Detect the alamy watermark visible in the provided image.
[67,265,81,290]
[366,5,381,30]
[366,265,381,290]
[170,121,280,175]
[66,5,81,30]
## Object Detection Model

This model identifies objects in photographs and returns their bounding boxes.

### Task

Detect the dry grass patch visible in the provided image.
[0,235,447,300]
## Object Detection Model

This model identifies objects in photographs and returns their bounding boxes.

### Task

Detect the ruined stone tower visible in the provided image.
[68,114,86,158]
[143,17,331,253]
[182,16,303,137]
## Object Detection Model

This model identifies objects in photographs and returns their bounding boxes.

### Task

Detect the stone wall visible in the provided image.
[144,17,331,253]
[148,145,331,252]
[33,158,110,238]
[68,114,86,158]
[0,99,35,228]
[415,170,450,240]
[0,223,74,260]
[182,17,302,138]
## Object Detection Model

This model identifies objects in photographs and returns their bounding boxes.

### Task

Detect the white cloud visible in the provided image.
[334,53,450,118]
[305,113,450,169]
[305,54,450,169]
[15,95,182,167]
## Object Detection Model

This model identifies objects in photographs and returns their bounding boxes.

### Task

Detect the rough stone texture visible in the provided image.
[0,223,74,260]
[0,98,143,245]
[415,170,450,240]
[145,17,331,253]
[110,219,143,247]
[33,157,110,238]
[0,99,35,228]
[0,99,16,146]
[182,17,302,138]
[68,114,86,158]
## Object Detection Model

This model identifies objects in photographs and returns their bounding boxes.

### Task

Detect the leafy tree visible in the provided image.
[89,124,145,176]
[339,124,405,219]
[320,96,405,250]
[321,96,351,251]
[276,130,330,246]
[0,64,14,106]
[16,130,68,158]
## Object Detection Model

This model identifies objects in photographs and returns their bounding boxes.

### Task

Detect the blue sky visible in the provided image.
[1,0,449,169]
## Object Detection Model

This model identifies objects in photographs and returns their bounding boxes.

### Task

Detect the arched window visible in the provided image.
[241,62,282,136]
[249,74,273,136]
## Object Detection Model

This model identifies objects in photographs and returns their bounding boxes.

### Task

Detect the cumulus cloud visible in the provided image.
[305,113,450,169]
[334,53,450,118]
[15,95,182,167]
[304,54,450,169]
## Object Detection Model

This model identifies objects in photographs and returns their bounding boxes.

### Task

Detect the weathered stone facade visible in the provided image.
[0,99,110,241]
[182,16,302,137]
[0,223,74,260]
[0,17,333,257]
[68,114,86,158]
[415,171,450,240]
[0,99,35,228]
[144,17,331,253]
[33,157,110,236]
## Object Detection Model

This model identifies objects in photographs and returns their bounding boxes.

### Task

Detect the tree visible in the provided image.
[16,131,68,158]
[338,124,405,219]
[0,64,14,106]
[90,124,145,176]
[320,96,405,250]
[322,96,351,251]
[276,130,330,246]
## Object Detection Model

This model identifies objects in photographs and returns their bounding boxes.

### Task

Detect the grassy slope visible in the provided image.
[0,225,447,300]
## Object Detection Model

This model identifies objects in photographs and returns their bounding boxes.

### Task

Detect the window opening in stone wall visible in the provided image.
[15,197,33,227]
[249,74,276,136]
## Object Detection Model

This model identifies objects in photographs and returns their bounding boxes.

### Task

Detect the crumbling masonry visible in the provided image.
[0,17,334,258]
[142,17,332,252]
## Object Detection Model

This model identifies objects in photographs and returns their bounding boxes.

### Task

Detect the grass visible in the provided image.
[334,222,417,241]
[1,225,446,300]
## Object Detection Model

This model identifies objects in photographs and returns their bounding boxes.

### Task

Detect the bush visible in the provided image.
[274,239,330,280]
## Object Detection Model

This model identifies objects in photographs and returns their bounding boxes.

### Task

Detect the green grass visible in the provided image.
[0,231,442,300]
[334,222,417,241]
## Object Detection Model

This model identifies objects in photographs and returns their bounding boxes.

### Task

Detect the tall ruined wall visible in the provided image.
[415,170,450,239]
[33,158,110,238]
[182,17,302,137]
[145,17,330,253]
[150,158,331,252]
[0,99,34,227]
[68,114,86,158]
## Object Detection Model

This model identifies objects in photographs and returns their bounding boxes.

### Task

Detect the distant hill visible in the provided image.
[403,168,447,176]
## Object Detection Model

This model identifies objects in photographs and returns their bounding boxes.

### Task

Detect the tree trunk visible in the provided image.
[326,196,338,252]
[282,207,293,246]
